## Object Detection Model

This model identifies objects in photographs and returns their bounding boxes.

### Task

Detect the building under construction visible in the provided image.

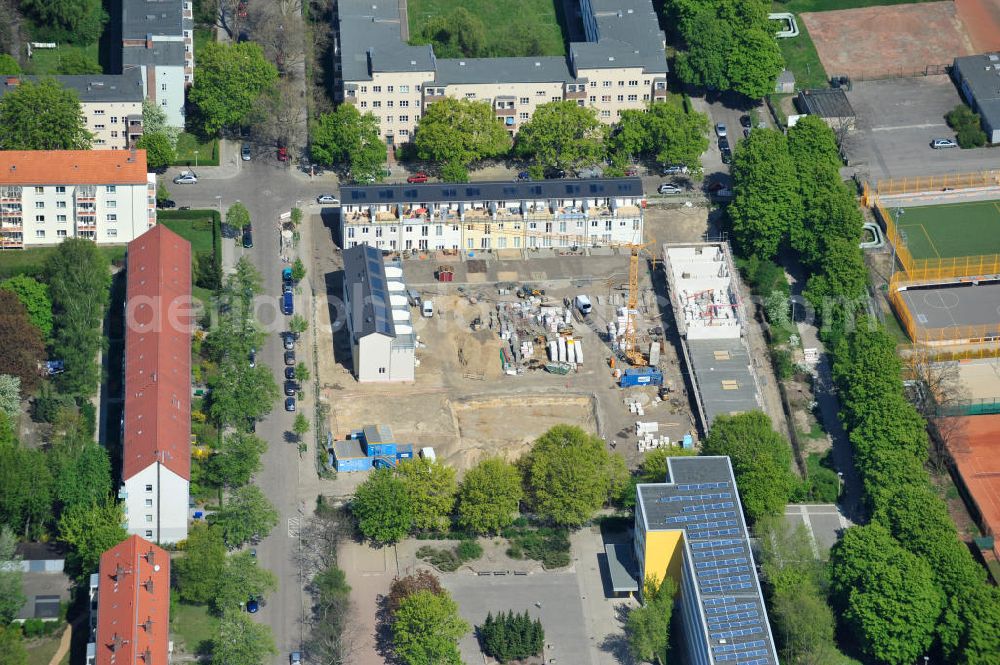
[663,242,762,434]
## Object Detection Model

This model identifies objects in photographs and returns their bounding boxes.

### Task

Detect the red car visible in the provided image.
[406,172,429,184]
[277,146,288,162]
[625,166,639,176]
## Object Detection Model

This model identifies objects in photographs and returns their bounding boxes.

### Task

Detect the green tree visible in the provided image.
[0,54,20,75]
[58,496,127,579]
[226,202,251,232]
[940,585,1000,665]
[0,527,25,624]
[55,51,102,74]
[414,98,512,169]
[829,523,942,665]
[395,457,457,532]
[293,413,310,439]
[208,363,280,427]
[0,625,27,665]
[392,589,469,665]
[213,609,277,665]
[189,42,278,136]
[205,431,267,490]
[211,485,279,549]
[701,411,796,524]
[136,132,176,171]
[625,574,676,664]
[294,361,310,383]
[727,128,801,259]
[142,99,179,148]
[289,314,309,336]
[613,103,709,170]
[522,425,628,526]
[213,551,278,614]
[45,239,111,396]
[411,7,486,58]
[945,104,987,148]
[174,522,228,604]
[351,467,413,545]
[516,101,606,172]
[0,78,92,150]
[387,570,444,614]
[290,207,303,226]
[0,441,53,539]
[2,274,53,340]
[48,439,112,517]
[456,457,523,535]
[310,105,387,183]
[291,257,306,282]
[19,0,107,45]
[0,291,45,394]
[0,376,18,422]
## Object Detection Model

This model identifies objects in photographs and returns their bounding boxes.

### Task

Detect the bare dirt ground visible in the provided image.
[956,0,1000,52]
[802,1,976,78]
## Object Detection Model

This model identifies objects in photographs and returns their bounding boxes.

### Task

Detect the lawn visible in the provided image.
[158,209,222,305]
[24,632,65,665]
[408,0,567,57]
[174,132,220,167]
[775,0,938,11]
[891,201,1000,260]
[22,42,99,75]
[171,602,219,656]
[776,20,828,90]
[195,27,215,63]
[0,245,126,278]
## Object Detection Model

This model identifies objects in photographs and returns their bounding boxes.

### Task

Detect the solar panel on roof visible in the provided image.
[692,539,743,550]
[705,602,756,614]
[713,640,767,655]
[707,618,762,631]
[695,558,749,571]
[403,188,418,197]
[379,189,393,198]
[710,627,764,641]
[502,187,518,196]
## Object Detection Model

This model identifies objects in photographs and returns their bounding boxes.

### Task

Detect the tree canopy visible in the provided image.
[174,522,228,604]
[414,98,512,174]
[392,589,469,665]
[189,42,278,136]
[310,105,387,183]
[213,609,277,665]
[0,291,45,393]
[515,101,606,172]
[204,431,267,491]
[136,132,176,171]
[57,495,127,579]
[625,575,676,664]
[612,102,709,170]
[395,457,457,532]
[351,467,413,545]
[456,457,523,535]
[0,439,52,539]
[521,425,627,526]
[213,551,278,615]
[210,485,279,549]
[19,0,107,45]
[0,77,92,150]
[0,527,25,625]
[1,275,53,340]
[0,54,20,75]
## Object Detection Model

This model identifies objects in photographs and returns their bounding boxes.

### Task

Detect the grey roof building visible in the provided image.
[0,70,144,103]
[796,88,855,129]
[122,0,189,39]
[952,53,1000,144]
[340,177,645,206]
[635,456,780,665]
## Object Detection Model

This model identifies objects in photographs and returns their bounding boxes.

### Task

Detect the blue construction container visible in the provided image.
[362,424,397,457]
[396,444,414,460]
[682,433,694,449]
[620,367,664,388]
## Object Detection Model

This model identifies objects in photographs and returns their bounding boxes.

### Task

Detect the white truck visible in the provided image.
[422,300,434,317]
[575,295,592,316]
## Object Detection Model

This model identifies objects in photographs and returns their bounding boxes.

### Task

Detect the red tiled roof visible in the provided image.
[95,535,170,665]
[941,414,1000,559]
[123,225,192,481]
[0,150,149,185]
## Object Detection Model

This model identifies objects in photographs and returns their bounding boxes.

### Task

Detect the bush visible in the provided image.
[505,526,570,569]
[77,399,96,437]
[32,388,74,423]
[456,539,482,561]
[772,348,794,380]
[945,104,987,148]
[417,541,483,571]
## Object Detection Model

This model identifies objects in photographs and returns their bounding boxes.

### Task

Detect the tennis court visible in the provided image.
[890,200,1000,260]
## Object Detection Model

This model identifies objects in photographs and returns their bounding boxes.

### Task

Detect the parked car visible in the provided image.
[661,164,689,176]
[284,381,297,396]
[516,170,531,181]
[282,291,293,315]
[242,225,253,248]
[290,653,302,665]
[624,166,639,176]
[277,146,289,162]
[249,349,256,368]
[931,138,958,149]
[406,172,429,183]
[285,397,296,412]
[743,127,751,138]
[173,171,198,184]
[715,123,727,137]
[739,115,752,130]
[284,350,295,366]
[544,168,567,179]
[658,183,683,195]
[712,187,735,200]
[718,137,730,151]
[720,147,732,164]
[284,366,296,381]
[246,597,259,614]
[241,143,251,161]
[283,334,295,350]
[316,194,340,204]
[157,199,176,209]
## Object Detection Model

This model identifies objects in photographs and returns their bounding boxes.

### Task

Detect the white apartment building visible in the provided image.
[0,150,156,249]
[334,0,669,148]
[122,0,194,127]
[0,71,145,150]
[340,178,645,252]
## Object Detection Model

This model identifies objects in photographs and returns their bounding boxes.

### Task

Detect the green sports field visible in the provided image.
[890,200,1000,260]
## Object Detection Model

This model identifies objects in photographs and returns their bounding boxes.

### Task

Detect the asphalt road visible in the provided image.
[167,156,339,663]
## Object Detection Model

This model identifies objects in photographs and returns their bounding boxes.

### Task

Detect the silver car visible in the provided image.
[172,171,198,184]
[930,138,958,149]
[241,143,252,161]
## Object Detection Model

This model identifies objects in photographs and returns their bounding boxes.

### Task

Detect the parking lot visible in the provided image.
[844,76,997,180]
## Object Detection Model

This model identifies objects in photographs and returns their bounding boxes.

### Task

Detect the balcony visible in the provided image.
[0,235,24,248]
[564,89,587,100]
[77,223,97,232]
[494,107,515,117]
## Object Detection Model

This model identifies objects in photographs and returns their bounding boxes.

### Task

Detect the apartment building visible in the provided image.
[86,535,170,665]
[0,70,145,150]
[334,0,668,147]
[120,225,192,544]
[635,456,779,665]
[0,150,156,249]
[340,177,645,252]
[122,0,194,127]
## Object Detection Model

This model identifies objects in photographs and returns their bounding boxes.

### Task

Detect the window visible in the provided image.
[145,499,153,507]
[161,83,167,91]
[35,214,44,222]
[94,124,105,130]
[400,85,409,93]
[386,116,393,123]
[399,115,409,122]
[35,201,44,209]
[55,186,66,193]
[628,80,638,87]
[146,484,153,492]
[106,186,116,193]
[372,101,381,108]
[617,95,624,102]
[601,110,610,117]
[34,186,43,194]
[361,85,367,93]
[519,97,529,104]
[387,85,394,92]
[552,97,560,102]
[387,101,394,107]
[602,95,611,102]
[618,81,624,86]
[465,93,476,99]
[94,109,105,115]
[436,225,443,236]
[373,85,382,92]
[107,200,117,208]
[57,215,67,222]
[400,100,409,108]
[589,96,596,103]
[145,514,153,523]
[111,131,119,138]
[421,226,428,236]
[399,129,409,136]
[536,90,545,97]
[602,81,611,87]
[106,214,117,222]
[35,230,45,238]
[111,116,118,123]
[628,94,637,101]
[57,201,66,208]
[360,101,367,108]
[107,229,117,237]
[378,367,386,374]
[643,94,650,101]
[519,112,529,119]
[145,530,153,538]
[347,227,355,238]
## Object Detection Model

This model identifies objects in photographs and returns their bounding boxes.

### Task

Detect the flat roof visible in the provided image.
[122,41,187,67]
[897,282,1000,334]
[122,0,186,39]
[333,439,366,460]
[798,88,855,118]
[435,56,573,86]
[687,339,761,427]
[604,543,639,592]
[637,456,779,665]
[341,177,644,205]
[954,53,1000,127]
[939,414,1000,559]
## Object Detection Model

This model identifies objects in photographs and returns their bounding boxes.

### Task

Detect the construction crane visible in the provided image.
[622,239,656,367]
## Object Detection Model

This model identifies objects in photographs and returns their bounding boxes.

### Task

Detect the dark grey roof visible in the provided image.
[570,0,667,74]
[797,89,855,119]
[953,53,1000,131]
[123,41,187,67]
[343,244,396,341]
[637,456,779,665]
[0,70,145,103]
[605,543,639,592]
[14,543,66,562]
[686,339,761,428]
[341,177,643,205]
[123,0,186,39]
[435,57,573,86]
[337,0,435,82]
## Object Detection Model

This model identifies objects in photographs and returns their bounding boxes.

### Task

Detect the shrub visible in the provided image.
[945,104,987,148]
[505,526,570,569]
[456,539,482,561]
[416,545,463,572]
[32,388,74,423]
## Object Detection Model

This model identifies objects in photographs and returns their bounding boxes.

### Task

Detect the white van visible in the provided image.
[575,295,592,316]
[422,300,434,317]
